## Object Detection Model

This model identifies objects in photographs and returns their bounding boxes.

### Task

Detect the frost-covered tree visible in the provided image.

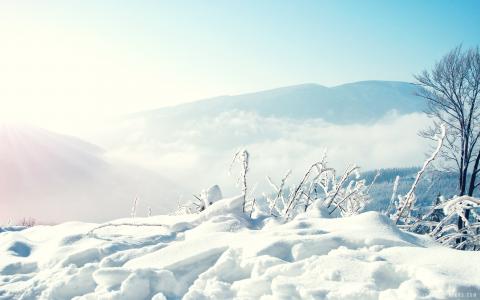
[416,45,480,230]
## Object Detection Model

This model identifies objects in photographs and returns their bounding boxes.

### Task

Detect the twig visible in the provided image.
[395,124,446,224]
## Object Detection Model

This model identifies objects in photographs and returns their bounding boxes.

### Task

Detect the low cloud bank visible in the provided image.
[0,112,433,223]
[103,111,432,198]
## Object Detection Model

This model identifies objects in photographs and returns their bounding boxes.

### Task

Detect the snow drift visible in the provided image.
[1,196,479,299]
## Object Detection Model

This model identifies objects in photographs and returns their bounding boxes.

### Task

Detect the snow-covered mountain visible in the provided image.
[0,124,183,224]
[0,81,432,224]
[134,80,425,124]
[97,81,430,200]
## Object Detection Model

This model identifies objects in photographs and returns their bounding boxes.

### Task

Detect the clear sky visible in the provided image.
[0,0,479,134]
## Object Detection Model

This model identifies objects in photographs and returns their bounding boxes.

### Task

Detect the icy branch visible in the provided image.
[230,149,250,213]
[87,222,168,238]
[395,124,446,224]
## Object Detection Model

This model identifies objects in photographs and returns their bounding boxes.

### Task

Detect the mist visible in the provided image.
[101,111,432,202]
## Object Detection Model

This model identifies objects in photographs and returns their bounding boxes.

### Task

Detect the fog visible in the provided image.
[102,111,432,202]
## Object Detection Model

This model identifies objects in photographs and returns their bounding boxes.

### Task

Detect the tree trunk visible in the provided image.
[456,150,480,248]
[467,150,480,196]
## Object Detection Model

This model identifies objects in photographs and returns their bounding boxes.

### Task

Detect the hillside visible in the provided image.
[134,81,425,124]
[0,82,431,223]
[95,81,430,199]
[0,124,184,223]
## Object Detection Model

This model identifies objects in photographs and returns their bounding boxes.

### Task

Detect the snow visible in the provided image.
[1,196,479,299]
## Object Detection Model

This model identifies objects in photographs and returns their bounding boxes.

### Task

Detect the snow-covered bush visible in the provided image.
[265,152,375,220]
[19,217,36,227]
[174,150,374,222]
[175,185,224,214]
[266,170,292,217]
[410,196,480,250]
[405,194,446,234]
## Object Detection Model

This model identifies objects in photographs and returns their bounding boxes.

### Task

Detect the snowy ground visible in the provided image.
[1,196,479,300]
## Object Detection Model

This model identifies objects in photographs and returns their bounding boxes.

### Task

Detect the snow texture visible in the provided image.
[1,196,479,299]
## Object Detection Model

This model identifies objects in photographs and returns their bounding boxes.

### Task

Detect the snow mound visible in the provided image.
[1,197,479,299]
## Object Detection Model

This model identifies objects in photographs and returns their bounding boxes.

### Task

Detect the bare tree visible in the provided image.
[416,45,480,230]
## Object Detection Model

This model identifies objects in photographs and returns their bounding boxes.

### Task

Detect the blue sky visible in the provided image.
[0,0,479,132]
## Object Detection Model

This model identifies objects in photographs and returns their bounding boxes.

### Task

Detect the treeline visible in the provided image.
[362,168,462,212]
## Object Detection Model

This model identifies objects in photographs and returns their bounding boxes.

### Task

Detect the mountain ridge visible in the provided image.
[131,80,425,124]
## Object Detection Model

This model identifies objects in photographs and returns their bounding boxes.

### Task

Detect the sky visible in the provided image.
[0,0,479,135]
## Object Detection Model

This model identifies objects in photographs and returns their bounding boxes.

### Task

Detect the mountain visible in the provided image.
[92,80,430,199]
[0,124,184,223]
[0,82,433,223]
[134,80,425,124]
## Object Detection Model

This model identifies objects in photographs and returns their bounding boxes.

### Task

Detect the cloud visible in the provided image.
[102,111,433,197]
[0,111,433,223]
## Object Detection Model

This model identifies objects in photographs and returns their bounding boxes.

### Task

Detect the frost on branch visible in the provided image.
[410,196,480,250]
[394,124,446,225]
[131,197,138,222]
[266,170,292,217]
[230,149,251,213]
[265,151,373,219]
[176,185,224,214]
[384,175,400,215]
[434,196,480,250]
